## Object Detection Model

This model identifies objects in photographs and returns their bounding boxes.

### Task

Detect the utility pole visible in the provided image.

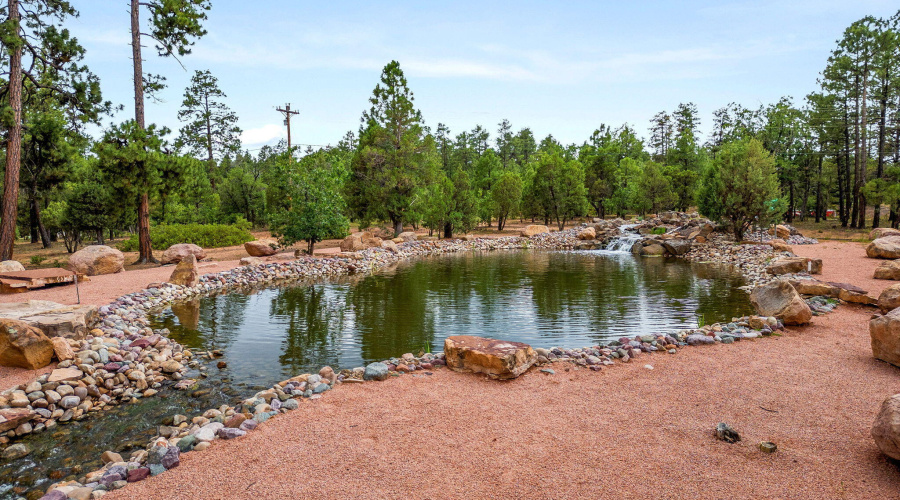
[276,103,300,162]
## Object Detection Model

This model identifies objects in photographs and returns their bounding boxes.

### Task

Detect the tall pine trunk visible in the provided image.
[132,0,156,263]
[0,0,22,261]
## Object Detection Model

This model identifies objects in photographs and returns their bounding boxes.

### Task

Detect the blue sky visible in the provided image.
[69,0,897,152]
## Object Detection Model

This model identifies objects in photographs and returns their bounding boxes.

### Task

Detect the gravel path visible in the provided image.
[105,241,900,499]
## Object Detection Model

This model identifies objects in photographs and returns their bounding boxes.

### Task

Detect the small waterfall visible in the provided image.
[603,224,643,254]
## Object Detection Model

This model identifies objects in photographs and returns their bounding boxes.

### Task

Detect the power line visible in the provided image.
[275,103,300,163]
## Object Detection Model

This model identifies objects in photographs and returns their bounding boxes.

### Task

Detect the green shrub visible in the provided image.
[30,255,46,266]
[651,227,667,235]
[118,220,254,252]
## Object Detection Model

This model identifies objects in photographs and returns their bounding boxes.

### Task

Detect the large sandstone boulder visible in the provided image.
[0,301,97,340]
[381,240,399,254]
[520,225,549,237]
[878,284,900,314]
[0,260,25,273]
[361,233,383,249]
[749,280,812,326]
[771,224,791,240]
[68,245,124,276]
[661,239,692,256]
[766,257,822,275]
[873,394,900,460]
[397,231,417,242]
[869,308,900,366]
[168,254,200,287]
[875,260,900,280]
[577,227,596,240]
[244,240,278,257]
[239,256,263,266]
[0,318,53,369]
[867,236,900,259]
[340,233,367,252]
[161,244,206,265]
[871,228,900,240]
[788,279,839,297]
[444,336,536,380]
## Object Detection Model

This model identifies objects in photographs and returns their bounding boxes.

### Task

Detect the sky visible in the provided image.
[67,0,899,153]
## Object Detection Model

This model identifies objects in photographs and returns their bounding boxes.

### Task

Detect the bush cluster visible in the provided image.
[118,220,253,252]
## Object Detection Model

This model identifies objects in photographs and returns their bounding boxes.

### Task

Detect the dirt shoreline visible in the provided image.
[5,239,900,499]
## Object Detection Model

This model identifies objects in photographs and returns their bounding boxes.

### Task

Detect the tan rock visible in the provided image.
[878,284,900,313]
[239,256,264,266]
[874,260,900,280]
[339,234,366,252]
[0,260,25,273]
[100,450,123,464]
[640,243,666,256]
[520,225,549,237]
[168,254,200,287]
[444,335,537,380]
[244,240,278,257]
[67,245,124,276]
[788,279,838,297]
[867,236,900,259]
[775,225,791,240]
[160,243,207,265]
[577,227,596,240]
[871,228,900,240]
[661,239,692,256]
[0,408,35,432]
[838,288,877,305]
[397,231,418,242]
[872,393,900,460]
[749,280,812,326]
[768,239,793,253]
[0,319,53,369]
[361,234,383,249]
[50,337,75,361]
[870,308,900,367]
[48,367,82,382]
[766,257,822,275]
[381,240,399,253]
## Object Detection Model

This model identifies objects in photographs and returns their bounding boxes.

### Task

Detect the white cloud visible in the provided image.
[240,124,285,148]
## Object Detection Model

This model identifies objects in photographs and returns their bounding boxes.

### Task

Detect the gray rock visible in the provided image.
[363,362,389,381]
[216,427,246,439]
[685,334,715,346]
[313,383,329,394]
[282,399,299,410]
[59,395,80,409]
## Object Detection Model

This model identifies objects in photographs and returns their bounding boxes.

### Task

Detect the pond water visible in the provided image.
[152,250,752,388]
[0,250,751,498]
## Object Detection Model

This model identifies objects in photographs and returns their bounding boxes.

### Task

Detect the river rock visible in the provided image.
[195,422,224,442]
[0,260,25,272]
[244,240,278,257]
[0,408,35,432]
[874,260,900,280]
[101,450,123,464]
[444,335,536,380]
[766,257,822,275]
[160,243,206,265]
[686,334,715,345]
[216,427,246,439]
[577,227,596,240]
[520,225,549,237]
[749,280,812,326]
[68,245,124,275]
[878,284,900,313]
[363,362,389,381]
[168,254,200,287]
[870,307,900,367]
[127,467,151,482]
[872,228,900,240]
[872,393,900,460]
[867,236,900,259]
[0,318,53,369]
[161,360,183,373]
[1,443,30,460]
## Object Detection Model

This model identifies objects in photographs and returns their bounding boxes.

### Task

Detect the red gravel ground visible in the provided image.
[98,241,900,500]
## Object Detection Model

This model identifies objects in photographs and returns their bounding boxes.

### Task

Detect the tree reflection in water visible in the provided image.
[152,251,752,388]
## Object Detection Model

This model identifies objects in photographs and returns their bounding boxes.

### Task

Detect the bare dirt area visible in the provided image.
[107,240,900,500]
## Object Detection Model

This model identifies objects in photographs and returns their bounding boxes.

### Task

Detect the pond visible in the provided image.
[152,250,752,388]
[0,250,751,498]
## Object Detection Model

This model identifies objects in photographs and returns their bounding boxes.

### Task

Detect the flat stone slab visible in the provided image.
[47,367,83,382]
[0,300,97,340]
[444,335,536,380]
[0,408,35,433]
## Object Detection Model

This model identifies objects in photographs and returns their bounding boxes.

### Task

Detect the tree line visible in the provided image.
[1,5,899,259]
